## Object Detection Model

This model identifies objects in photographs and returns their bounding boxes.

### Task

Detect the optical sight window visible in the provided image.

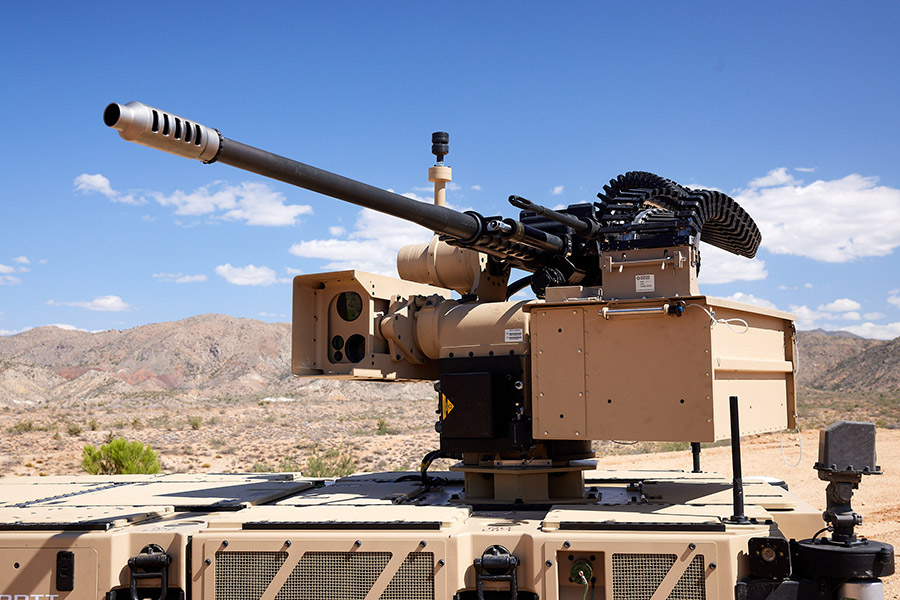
[346,334,366,363]
[333,351,344,362]
[336,291,363,322]
[331,335,344,350]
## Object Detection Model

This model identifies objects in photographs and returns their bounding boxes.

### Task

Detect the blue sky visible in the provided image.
[2,2,899,339]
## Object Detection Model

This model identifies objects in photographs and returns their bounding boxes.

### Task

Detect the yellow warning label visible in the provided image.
[441,394,454,419]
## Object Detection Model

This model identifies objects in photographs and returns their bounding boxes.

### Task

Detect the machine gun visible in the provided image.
[105,101,797,503]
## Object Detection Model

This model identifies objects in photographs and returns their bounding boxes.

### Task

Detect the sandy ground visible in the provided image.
[1,397,897,596]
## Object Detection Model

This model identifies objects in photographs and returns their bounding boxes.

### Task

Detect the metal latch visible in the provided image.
[474,545,520,600]
[127,544,172,600]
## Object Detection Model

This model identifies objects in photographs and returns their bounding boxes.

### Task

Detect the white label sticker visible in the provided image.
[635,274,655,293]
[504,328,524,343]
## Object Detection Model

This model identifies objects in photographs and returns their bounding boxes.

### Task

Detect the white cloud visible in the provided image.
[289,205,434,276]
[471,185,482,191]
[74,173,144,205]
[153,272,208,283]
[398,190,432,203]
[78,175,313,227]
[725,292,778,310]
[0,327,31,336]
[685,183,723,193]
[888,290,900,309]
[47,324,86,332]
[818,298,862,312]
[697,245,768,285]
[75,173,116,197]
[794,167,816,173]
[153,181,312,226]
[837,322,900,340]
[0,264,22,285]
[788,305,830,330]
[735,171,900,262]
[258,311,287,318]
[551,185,564,196]
[12,256,29,265]
[864,312,885,320]
[747,167,799,189]
[47,295,131,311]
[804,283,814,289]
[284,267,303,275]
[789,304,878,330]
[215,263,284,286]
[328,226,347,237]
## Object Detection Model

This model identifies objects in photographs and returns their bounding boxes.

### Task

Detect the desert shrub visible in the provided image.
[88,418,99,431]
[188,416,203,430]
[66,423,83,436]
[278,456,303,472]
[305,449,355,478]
[81,437,161,475]
[147,415,169,428]
[8,420,35,434]
[375,418,397,435]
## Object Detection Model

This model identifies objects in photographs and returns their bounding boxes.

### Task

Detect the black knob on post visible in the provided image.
[432,131,449,163]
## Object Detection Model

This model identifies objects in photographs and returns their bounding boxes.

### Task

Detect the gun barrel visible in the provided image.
[104,101,482,242]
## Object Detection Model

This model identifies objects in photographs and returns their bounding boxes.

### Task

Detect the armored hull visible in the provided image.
[0,468,822,600]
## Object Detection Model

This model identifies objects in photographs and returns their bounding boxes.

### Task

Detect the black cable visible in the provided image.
[394,449,447,489]
[506,275,533,299]
[419,449,446,488]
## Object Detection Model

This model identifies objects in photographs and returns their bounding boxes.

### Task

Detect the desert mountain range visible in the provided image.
[0,314,897,407]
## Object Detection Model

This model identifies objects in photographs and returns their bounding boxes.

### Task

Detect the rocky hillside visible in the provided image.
[795,330,900,394]
[0,314,430,406]
[0,315,897,406]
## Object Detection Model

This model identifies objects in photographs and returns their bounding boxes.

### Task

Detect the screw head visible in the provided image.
[354,540,362,547]
[545,560,553,567]
[222,540,228,547]
[709,562,717,570]
[688,543,696,551]
[563,541,571,548]
[204,558,211,566]
[285,540,292,547]
[419,540,427,548]
[438,559,445,567]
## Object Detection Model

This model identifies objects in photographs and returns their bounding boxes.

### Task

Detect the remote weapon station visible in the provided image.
[0,102,893,600]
